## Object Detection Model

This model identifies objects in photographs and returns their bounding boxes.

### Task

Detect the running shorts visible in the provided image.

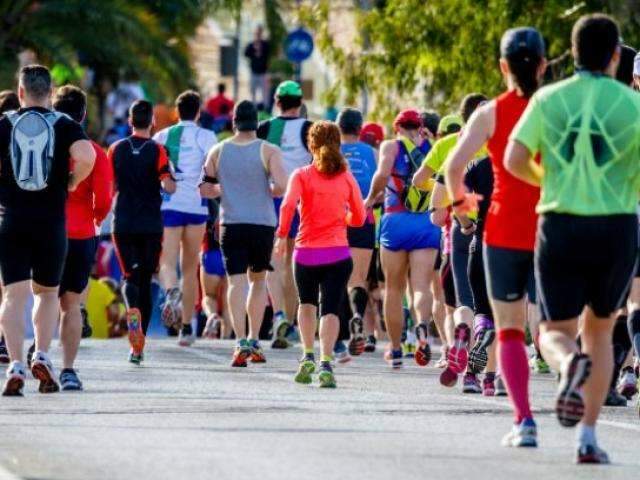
[379,212,441,251]
[536,213,637,320]
[273,197,300,239]
[201,248,226,277]
[0,217,67,287]
[483,244,536,303]
[294,258,353,316]
[220,224,275,275]
[112,233,163,279]
[162,210,208,228]
[347,222,376,250]
[60,237,98,295]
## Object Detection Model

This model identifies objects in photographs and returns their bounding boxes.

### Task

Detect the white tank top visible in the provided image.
[278,118,312,178]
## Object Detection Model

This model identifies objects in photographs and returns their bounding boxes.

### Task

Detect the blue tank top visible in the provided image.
[384,139,432,212]
[340,141,376,198]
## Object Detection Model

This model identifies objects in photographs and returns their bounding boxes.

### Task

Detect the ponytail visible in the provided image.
[507,54,542,98]
[308,121,347,176]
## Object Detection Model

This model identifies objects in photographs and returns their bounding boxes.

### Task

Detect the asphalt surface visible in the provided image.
[0,338,639,480]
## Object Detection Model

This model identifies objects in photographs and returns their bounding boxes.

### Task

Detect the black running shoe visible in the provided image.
[59,368,83,391]
[26,343,36,369]
[556,353,591,427]
[364,335,376,353]
[468,328,495,374]
[81,306,93,338]
[576,444,610,464]
[604,388,627,407]
[0,336,9,364]
[348,316,365,356]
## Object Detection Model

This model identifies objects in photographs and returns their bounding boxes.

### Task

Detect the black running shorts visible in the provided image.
[294,258,353,317]
[60,237,98,295]
[347,222,376,250]
[220,224,275,276]
[483,244,536,303]
[536,213,637,321]
[0,217,67,287]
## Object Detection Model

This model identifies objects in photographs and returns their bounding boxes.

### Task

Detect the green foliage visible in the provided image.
[305,0,640,120]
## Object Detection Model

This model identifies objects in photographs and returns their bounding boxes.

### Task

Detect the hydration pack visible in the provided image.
[6,110,64,191]
[393,137,432,213]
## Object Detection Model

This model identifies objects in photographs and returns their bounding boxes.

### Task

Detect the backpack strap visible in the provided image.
[266,118,286,146]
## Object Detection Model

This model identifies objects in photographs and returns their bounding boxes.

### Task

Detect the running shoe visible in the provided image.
[501,418,537,448]
[483,376,496,396]
[495,375,508,396]
[576,444,610,464]
[462,373,482,394]
[231,340,251,367]
[414,323,431,367]
[271,313,290,349]
[334,340,352,364]
[2,361,26,397]
[556,353,592,427]
[385,348,403,369]
[31,351,60,394]
[285,324,300,344]
[531,356,551,374]
[617,366,638,400]
[604,388,627,407]
[468,327,495,374]
[59,368,83,391]
[178,324,196,347]
[128,350,144,365]
[318,362,337,388]
[26,342,35,369]
[249,340,266,363]
[0,337,8,364]
[81,305,93,338]
[402,342,416,358]
[126,308,146,357]
[435,345,448,369]
[161,287,182,329]
[364,335,376,353]
[439,324,470,387]
[202,313,222,339]
[295,354,316,385]
[348,316,365,356]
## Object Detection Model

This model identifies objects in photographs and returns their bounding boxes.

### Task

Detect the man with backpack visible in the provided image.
[257,80,312,349]
[0,65,96,396]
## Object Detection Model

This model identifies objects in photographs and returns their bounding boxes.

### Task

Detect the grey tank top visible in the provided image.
[217,139,277,226]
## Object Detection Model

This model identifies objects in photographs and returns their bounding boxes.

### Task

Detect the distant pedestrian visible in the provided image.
[245,25,271,105]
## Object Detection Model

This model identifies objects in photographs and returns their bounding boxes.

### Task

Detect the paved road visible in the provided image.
[0,338,639,480]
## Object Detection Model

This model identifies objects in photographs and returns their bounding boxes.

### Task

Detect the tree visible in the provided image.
[301,0,640,119]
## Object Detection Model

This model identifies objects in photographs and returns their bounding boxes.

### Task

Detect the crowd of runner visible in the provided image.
[0,12,639,466]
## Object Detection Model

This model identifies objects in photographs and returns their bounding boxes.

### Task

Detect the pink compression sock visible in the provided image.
[497,328,533,423]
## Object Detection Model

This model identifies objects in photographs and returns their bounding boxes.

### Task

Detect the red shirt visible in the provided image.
[66,141,113,240]
[205,94,234,118]
[484,90,540,251]
[277,165,366,247]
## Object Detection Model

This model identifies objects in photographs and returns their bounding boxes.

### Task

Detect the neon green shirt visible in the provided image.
[423,133,459,173]
[512,72,640,216]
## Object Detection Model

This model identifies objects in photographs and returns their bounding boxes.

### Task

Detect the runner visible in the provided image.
[154,91,218,347]
[0,65,96,396]
[277,121,366,387]
[337,108,377,356]
[53,85,113,390]
[257,80,312,349]
[110,100,176,364]
[505,14,640,463]
[200,100,287,367]
[444,28,547,447]
[364,109,440,369]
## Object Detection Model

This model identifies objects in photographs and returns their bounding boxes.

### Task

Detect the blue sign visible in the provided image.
[284,28,314,63]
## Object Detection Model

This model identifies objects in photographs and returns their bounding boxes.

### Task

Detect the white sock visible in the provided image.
[577,424,596,447]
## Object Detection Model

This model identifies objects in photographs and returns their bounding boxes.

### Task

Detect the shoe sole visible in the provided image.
[127,313,146,355]
[414,324,431,367]
[619,384,638,400]
[447,324,470,374]
[462,386,482,394]
[250,353,267,363]
[440,367,458,387]
[295,363,315,384]
[178,338,195,347]
[468,328,495,373]
[348,317,365,356]
[31,363,60,394]
[2,376,24,396]
[61,383,83,392]
[556,354,591,427]
[231,350,250,367]
[318,371,336,388]
[271,322,291,349]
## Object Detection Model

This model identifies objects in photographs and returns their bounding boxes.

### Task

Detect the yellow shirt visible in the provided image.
[86,278,117,339]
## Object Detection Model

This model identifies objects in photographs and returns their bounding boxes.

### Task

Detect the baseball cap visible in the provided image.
[275,80,302,97]
[437,114,463,135]
[393,109,422,131]
[359,122,385,147]
[337,108,363,133]
[634,52,640,77]
[233,100,258,131]
[500,27,545,59]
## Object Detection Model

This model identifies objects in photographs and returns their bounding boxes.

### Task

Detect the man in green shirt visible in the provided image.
[505,14,640,464]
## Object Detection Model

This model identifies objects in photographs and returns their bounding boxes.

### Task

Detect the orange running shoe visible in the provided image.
[127,308,146,357]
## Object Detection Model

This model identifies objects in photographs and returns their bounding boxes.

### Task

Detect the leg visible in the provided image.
[179,224,206,326]
[380,247,409,351]
[32,282,61,354]
[159,226,182,292]
[59,292,83,369]
[247,270,268,340]
[227,273,249,339]
[283,238,298,321]
[408,248,437,325]
[0,281,30,362]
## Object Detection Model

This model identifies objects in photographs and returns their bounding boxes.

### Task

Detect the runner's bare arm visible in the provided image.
[199,144,222,199]
[68,139,96,191]
[264,143,287,197]
[505,140,542,187]
[364,140,396,208]
[412,163,435,190]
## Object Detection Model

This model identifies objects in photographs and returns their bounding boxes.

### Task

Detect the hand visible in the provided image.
[452,192,483,217]
[459,220,477,236]
[364,196,376,209]
[273,237,287,258]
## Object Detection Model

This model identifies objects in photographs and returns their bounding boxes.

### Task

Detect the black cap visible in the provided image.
[233,100,258,131]
[500,27,545,59]
[337,107,363,133]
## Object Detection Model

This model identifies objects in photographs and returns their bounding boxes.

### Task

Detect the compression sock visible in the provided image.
[321,354,333,363]
[349,287,369,318]
[497,328,532,422]
[627,309,640,358]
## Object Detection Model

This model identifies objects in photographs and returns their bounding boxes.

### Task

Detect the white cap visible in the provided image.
[634,52,640,77]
